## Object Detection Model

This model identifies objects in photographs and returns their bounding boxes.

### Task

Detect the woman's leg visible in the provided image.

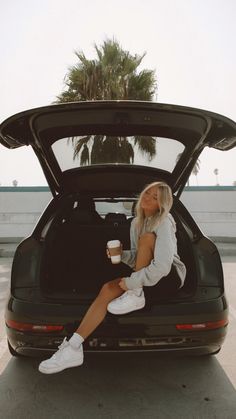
[106,233,157,315]
[76,233,156,340]
[135,232,156,271]
[38,279,124,373]
[39,275,126,373]
[75,278,124,339]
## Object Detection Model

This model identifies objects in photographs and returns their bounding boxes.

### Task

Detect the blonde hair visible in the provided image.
[134,181,173,233]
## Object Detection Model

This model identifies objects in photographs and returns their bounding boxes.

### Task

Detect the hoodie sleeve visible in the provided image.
[120,218,137,268]
[124,215,176,289]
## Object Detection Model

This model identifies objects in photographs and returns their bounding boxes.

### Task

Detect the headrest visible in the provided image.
[105,213,127,225]
[76,196,96,211]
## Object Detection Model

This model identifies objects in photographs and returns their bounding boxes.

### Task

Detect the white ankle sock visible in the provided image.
[69,333,84,349]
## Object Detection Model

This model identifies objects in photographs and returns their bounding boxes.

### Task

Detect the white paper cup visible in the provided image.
[107,240,121,264]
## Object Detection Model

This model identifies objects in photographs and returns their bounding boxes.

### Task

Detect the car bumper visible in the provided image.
[5,294,228,357]
[7,327,226,357]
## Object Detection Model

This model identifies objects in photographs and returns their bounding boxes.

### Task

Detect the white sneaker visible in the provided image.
[38,338,84,374]
[107,289,145,314]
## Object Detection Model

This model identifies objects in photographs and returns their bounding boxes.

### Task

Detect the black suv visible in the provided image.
[1,101,235,357]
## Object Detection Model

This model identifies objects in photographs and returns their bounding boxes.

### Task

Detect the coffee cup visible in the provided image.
[107,240,121,264]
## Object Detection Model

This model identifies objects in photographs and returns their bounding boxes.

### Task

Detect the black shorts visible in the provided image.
[147,265,182,298]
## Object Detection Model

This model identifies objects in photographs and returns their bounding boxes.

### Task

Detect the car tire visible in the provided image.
[7,340,21,357]
[201,347,221,356]
[209,348,221,355]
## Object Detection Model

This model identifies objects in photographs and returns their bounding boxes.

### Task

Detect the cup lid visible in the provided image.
[107,240,120,247]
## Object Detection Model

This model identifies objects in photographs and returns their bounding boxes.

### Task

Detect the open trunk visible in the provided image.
[40,195,198,304]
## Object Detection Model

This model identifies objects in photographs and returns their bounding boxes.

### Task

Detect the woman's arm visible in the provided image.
[124,217,175,290]
[120,218,137,268]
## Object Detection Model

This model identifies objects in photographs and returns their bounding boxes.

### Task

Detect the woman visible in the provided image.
[39,181,186,374]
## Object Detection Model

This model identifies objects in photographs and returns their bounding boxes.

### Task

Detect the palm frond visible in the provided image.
[56,38,158,164]
[80,144,90,166]
[90,135,105,164]
[73,136,91,159]
[134,136,156,160]
[192,159,201,176]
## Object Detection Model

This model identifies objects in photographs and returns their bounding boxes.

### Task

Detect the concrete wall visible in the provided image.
[0,186,235,240]
[0,187,51,240]
[181,187,236,238]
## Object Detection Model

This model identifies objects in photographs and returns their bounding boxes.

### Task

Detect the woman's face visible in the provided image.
[140,186,160,216]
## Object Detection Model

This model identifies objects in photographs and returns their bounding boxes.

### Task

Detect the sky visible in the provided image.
[0,0,236,187]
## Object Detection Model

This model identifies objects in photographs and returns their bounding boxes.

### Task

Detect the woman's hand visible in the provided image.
[119,278,129,291]
[106,243,123,259]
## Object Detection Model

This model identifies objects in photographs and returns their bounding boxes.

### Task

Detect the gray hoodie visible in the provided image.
[121,213,186,290]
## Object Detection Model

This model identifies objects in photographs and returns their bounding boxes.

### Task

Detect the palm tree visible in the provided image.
[56,39,157,165]
[214,168,219,185]
[176,153,201,186]
[192,159,200,185]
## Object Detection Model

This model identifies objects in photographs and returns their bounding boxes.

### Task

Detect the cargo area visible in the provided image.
[41,197,197,302]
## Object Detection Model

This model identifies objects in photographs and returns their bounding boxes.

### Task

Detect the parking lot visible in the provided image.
[0,256,236,419]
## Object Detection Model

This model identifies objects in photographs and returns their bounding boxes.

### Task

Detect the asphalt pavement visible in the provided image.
[0,256,236,418]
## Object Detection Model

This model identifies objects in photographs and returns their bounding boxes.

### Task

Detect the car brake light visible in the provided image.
[176,319,228,331]
[6,319,64,332]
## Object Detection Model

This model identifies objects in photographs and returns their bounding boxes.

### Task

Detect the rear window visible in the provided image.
[95,200,134,216]
[51,135,185,173]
